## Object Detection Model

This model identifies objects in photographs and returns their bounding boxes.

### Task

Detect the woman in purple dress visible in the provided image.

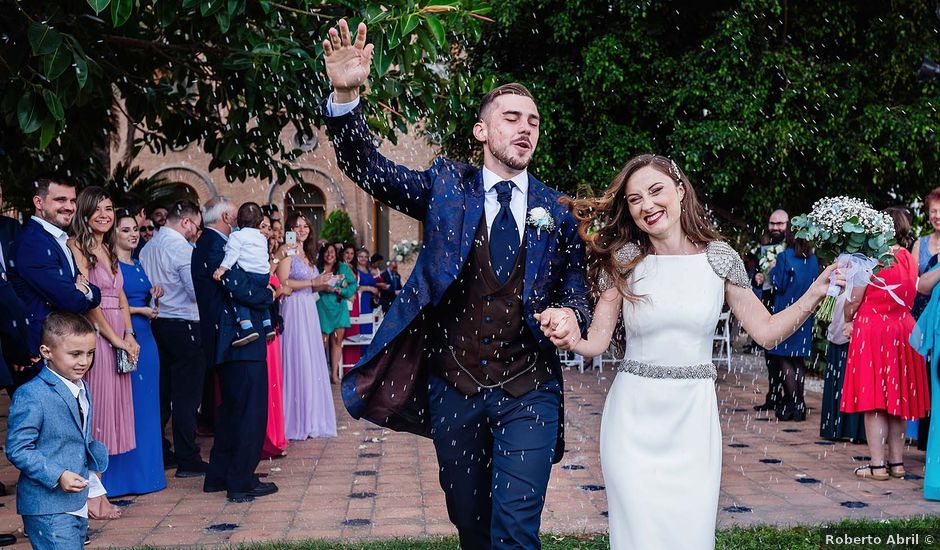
[275,212,337,439]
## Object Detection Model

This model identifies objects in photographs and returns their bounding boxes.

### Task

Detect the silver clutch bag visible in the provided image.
[116,349,137,374]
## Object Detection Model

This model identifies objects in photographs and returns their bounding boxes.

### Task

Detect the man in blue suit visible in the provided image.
[191,197,238,437]
[323,21,590,549]
[0,183,29,390]
[9,177,101,384]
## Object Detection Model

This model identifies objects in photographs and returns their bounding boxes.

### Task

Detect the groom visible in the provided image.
[322,20,589,549]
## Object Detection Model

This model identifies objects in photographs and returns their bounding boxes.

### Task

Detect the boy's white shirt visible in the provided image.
[221,227,270,275]
[46,368,104,517]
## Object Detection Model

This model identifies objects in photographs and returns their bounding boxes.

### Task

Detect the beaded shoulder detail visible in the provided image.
[706,241,749,289]
[597,242,641,293]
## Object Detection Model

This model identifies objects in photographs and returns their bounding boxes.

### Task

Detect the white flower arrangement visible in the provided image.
[791,196,897,321]
[756,243,785,272]
[392,238,422,263]
[526,207,556,237]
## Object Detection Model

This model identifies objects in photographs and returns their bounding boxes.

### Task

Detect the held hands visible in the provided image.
[150,285,165,300]
[212,267,228,281]
[323,19,374,100]
[535,308,581,351]
[842,321,854,340]
[58,470,89,493]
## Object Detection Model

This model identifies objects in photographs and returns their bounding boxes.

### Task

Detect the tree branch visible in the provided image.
[102,35,233,57]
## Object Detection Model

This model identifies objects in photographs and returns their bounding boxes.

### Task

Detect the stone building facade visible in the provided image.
[121,121,433,279]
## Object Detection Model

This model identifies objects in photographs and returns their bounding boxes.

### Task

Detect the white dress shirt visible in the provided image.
[139,226,199,321]
[47,368,90,518]
[221,227,269,275]
[327,95,529,243]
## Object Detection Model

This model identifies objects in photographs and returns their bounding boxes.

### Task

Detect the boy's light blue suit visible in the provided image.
[6,366,108,515]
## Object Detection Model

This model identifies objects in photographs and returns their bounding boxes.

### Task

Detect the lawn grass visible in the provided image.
[200,516,940,550]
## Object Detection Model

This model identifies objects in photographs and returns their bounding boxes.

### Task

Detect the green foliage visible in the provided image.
[320,209,356,247]
[0,0,490,211]
[436,1,939,234]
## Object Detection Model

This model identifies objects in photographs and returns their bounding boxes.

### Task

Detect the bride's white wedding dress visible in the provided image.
[598,241,749,550]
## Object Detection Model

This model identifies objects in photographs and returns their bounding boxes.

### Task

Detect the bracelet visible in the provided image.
[124,329,136,336]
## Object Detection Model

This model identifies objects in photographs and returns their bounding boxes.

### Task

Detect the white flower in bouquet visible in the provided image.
[791,196,897,322]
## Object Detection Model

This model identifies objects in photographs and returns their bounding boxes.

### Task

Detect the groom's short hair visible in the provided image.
[479,83,535,121]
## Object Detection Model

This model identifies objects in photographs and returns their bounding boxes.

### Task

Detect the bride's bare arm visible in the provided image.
[724,264,839,349]
[546,287,622,358]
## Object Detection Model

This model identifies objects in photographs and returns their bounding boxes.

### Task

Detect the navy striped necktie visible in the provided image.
[489,180,519,283]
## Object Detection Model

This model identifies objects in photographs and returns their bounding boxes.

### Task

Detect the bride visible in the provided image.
[540,154,842,549]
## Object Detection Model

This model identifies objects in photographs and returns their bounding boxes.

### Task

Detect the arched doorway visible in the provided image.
[149,166,214,208]
[284,171,328,239]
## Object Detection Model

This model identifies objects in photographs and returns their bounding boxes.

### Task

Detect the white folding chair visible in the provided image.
[598,349,621,372]
[557,349,585,372]
[712,310,732,369]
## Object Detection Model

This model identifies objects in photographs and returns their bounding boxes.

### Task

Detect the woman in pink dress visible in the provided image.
[68,186,139,517]
[260,214,288,458]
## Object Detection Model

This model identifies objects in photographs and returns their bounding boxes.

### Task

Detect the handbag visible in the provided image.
[116,348,137,374]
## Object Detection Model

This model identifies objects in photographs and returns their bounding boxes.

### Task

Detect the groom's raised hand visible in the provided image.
[323,19,374,103]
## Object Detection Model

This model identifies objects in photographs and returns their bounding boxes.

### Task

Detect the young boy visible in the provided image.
[6,312,109,549]
[212,202,275,347]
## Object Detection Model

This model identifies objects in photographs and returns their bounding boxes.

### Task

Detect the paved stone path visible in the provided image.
[0,352,935,547]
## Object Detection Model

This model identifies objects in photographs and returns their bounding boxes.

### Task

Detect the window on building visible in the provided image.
[284,172,327,239]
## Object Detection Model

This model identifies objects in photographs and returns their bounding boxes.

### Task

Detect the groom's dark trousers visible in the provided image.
[429,373,560,549]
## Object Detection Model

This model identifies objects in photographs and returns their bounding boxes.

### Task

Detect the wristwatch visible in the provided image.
[124,329,136,337]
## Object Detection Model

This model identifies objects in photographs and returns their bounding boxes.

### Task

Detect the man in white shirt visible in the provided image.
[139,200,209,477]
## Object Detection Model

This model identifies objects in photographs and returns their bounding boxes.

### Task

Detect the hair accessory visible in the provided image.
[669,159,682,183]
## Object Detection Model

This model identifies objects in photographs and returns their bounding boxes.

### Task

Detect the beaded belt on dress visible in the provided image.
[617,359,717,380]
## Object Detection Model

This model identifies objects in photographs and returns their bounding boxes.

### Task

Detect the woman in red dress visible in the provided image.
[261,214,288,458]
[842,207,929,480]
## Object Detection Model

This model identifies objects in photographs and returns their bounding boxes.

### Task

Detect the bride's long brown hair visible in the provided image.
[564,154,722,302]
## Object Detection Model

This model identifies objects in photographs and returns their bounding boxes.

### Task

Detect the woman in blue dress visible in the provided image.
[355,248,380,336]
[909,191,940,448]
[107,210,166,495]
[767,236,819,421]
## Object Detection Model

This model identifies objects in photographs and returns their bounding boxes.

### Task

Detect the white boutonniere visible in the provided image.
[526,207,556,238]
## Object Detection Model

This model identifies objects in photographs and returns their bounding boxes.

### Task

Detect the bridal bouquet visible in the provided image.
[791,196,896,322]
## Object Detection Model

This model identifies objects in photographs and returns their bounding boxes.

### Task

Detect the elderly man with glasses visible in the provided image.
[139,200,210,477]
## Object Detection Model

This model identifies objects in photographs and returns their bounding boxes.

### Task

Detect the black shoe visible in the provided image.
[753,401,777,412]
[250,481,278,497]
[84,534,90,545]
[175,461,209,478]
[227,481,278,502]
[0,534,16,547]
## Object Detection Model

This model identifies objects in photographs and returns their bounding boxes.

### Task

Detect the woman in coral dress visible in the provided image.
[842,207,929,480]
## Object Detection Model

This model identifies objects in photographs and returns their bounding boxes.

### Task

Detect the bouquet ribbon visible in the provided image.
[832,253,905,307]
